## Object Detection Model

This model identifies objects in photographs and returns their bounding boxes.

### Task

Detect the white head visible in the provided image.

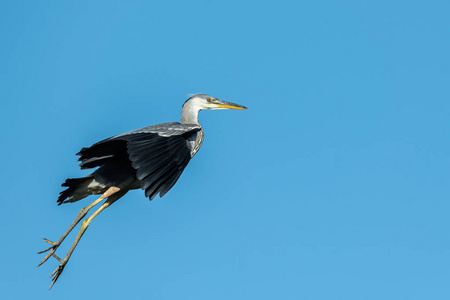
[181,94,247,124]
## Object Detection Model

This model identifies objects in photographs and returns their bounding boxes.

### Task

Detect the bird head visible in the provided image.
[184,94,247,111]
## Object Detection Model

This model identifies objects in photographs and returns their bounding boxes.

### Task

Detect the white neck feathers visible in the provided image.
[180,100,201,124]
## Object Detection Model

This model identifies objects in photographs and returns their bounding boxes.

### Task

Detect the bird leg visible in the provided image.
[37,187,120,267]
[49,187,126,289]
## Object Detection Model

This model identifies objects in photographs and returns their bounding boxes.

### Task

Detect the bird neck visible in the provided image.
[180,101,201,124]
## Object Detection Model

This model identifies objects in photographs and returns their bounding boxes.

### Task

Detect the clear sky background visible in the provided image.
[1,1,449,299]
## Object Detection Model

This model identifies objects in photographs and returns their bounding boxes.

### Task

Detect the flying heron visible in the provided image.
[38,94,247,289]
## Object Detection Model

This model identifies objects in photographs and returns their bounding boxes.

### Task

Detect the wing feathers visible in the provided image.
[128,133,193,199]
[74,122,199,200]
[145,163,179,199]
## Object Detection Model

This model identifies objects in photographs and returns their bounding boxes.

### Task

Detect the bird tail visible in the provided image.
[57,177,95,205]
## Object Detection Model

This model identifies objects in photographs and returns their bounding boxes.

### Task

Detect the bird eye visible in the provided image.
[207,98,212,102]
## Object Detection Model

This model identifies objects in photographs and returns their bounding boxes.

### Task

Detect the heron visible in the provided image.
[37,94,247,289]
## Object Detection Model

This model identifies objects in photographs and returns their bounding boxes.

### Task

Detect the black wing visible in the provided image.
[77,122,201,200]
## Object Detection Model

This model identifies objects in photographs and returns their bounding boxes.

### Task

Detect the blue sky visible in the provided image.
[1,0,449,299]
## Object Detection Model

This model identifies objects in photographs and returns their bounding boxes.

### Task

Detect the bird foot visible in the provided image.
[49,261,67,289]
[38,238,68,289]
[37,238,62,266]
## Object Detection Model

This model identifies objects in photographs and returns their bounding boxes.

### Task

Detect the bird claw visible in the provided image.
[37,238,66,289]
[37,238,61,266]
[38,238,56,253]
[43,238,56,245]
[49,263,66,289]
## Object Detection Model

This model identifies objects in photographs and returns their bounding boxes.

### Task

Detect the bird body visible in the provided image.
[38,93,247,289]
[58,122,203,203]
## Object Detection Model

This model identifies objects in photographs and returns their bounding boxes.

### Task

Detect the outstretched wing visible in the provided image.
[77,122,201,200]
